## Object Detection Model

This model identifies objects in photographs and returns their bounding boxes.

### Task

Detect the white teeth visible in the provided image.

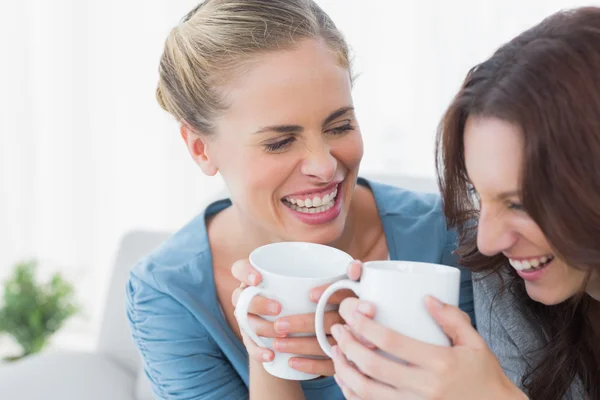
[530,259,539,267]
[283,185,338,210]
[509,255,554,272]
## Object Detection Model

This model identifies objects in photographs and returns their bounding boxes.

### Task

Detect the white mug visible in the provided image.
[315,260,461,359]
[235,242,353,380]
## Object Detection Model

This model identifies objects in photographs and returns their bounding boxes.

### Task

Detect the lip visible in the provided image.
[505,254,552,261]
[515,258,554,282]
[282,183,344,225]
[282,180,342,198]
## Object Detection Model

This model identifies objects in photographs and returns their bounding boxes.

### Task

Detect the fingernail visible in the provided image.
[268,301,280,315]
[275,320,290,333]
[248,273,257,285]
[288,358,299,369]
[309,289,320,302]
[331,324,342,339]
[331,345,340,358]
[344,312,354,325]
[343,324,351,331]
[274,339,286,351]
[357,301,374,315]
[263,351,272,362]
[426,295,443,310]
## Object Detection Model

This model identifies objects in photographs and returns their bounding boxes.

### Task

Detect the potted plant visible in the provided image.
[0,260,79,361]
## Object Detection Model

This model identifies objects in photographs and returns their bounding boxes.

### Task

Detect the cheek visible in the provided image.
[332,131,363,168]
[516,218,552,251]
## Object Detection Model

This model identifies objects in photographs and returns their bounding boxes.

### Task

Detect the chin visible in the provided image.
[525,283,572,306]
[288,222,346,245]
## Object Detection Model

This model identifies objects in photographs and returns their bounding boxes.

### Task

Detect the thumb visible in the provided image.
[425,296,481,347]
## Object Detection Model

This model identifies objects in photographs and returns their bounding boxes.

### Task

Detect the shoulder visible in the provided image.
[129,212,211,290]
[473,270,544,344]
[363,178,443,219]
[363,178,449,240]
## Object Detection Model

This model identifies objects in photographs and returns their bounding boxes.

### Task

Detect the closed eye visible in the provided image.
[507,201,525,211]
[264,137,295,153]
[326,122,354,135]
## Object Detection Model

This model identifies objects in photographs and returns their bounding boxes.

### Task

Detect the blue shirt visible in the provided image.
[126,178,474,400]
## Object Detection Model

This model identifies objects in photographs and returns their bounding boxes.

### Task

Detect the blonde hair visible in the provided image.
[156,0,352,135]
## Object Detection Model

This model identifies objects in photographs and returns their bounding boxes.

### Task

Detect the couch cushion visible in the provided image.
[135,367,156,400]
[97,230,170,374]
[0,352,135,400]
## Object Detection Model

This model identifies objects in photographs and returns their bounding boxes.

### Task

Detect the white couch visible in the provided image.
[0,173,436,400]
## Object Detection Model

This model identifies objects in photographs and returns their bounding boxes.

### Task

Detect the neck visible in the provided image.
[221,187,367,261]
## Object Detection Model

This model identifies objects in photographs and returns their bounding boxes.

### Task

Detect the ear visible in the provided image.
[180,123,218,176]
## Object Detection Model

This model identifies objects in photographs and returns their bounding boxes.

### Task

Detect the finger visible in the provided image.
[289,357,335,376]
[231,259,262,286]
[330,345,399,400]
[337,306,445,368]
[334,374,361,400]
[331,325,419,389]
[425,296,483,347]
[232,288,281,316]
[346,325,377,350]
[248,314,285,338]
[339,297,376,319]
[347,260,363,281]
[273,335,336,356]
[241,331,274,363]
[274,311,343,335]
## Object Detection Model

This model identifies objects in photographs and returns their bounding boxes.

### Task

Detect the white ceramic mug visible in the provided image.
[235,242,353,380]
[315,260,461,360]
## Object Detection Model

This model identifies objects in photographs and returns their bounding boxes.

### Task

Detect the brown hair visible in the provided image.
[436,7,600,400]
[156,0,351,135]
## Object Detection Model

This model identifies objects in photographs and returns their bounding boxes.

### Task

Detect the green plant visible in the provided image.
[0,260,79,359]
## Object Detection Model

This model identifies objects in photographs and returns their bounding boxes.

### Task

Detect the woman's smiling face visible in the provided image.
[186,38,363,245]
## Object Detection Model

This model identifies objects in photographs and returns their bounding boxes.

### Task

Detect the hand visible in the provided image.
[231,259,283,364]
[232,259,367,376]
[330,296,527,400]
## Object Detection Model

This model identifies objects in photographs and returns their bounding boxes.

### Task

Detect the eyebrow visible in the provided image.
[253,106,354,135]
[498,190,520,199]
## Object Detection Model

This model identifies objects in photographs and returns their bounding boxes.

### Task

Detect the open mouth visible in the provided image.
[281,184,340,214]
[509,255,555,273]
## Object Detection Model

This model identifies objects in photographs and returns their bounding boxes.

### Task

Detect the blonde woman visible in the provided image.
[126,1,474,399]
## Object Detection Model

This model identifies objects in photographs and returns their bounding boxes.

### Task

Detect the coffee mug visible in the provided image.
[315,260,461,359]
[235,242,353,380]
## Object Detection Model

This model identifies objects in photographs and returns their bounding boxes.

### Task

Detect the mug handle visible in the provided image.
[234,286,268,348]
[315,280,361,358]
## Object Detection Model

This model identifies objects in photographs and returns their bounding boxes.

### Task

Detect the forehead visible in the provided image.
[464,116,524,193]
[218,39,352,128]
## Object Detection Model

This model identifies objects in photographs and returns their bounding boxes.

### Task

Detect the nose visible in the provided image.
[476,204,518,256]
[300,141,337,182]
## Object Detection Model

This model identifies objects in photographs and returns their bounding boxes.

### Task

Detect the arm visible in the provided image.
[248,359,305,400]
[126,274,248,400]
